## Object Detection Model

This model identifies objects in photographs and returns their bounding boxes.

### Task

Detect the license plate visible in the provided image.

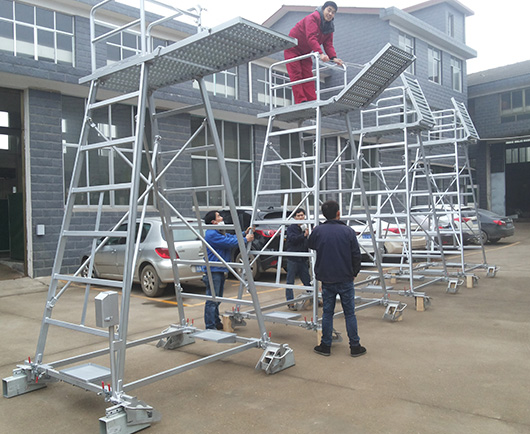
[362,234,372,239]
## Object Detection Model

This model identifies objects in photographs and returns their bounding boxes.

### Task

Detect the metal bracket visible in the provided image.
[99,399,161,434]
[255,343,295,375]
[486,265,498,278]
[447,279,462,294]
[382,302,406,321]
[156,326,195,350]
[3,367,48,398]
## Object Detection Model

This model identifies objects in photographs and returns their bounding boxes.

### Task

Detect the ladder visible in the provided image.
[347,73,456,307]
[223,44,415,333]
[2,3,298,432]
[418,97,494,279]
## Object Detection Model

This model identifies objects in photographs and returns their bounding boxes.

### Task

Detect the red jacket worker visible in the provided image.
[284,1,343,104]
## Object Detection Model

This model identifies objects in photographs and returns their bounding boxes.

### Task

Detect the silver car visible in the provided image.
[81,217,204,297]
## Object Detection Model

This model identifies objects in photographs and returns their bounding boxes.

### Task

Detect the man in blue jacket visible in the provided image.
[202,210,254,330]
[308,200,366,357]
[285,208,311,309]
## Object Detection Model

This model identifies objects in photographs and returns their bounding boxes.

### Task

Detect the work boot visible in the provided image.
[313,343,331,356]
[350,345,367,357]
[215,323,224,330]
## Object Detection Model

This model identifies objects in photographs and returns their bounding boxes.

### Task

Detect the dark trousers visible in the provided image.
[321,281,360,348]
[285,259,311,301]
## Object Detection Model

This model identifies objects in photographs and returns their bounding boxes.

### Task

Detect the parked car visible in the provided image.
[410,205,480,246]
[461,208,515,244]
[219,207,288,279]
[350,218,425,257]
[81,217,204,297]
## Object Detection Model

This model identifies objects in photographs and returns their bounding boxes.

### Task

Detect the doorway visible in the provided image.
[0,88,25,271]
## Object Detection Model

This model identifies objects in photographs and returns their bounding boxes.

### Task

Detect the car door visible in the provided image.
[114,222,150,279]
[93,233,123,278]
[171,225,204,280]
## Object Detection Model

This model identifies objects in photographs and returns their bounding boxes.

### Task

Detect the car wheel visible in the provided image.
[236,251,260,280]
[480,230,489,244]
[140,264,167,297]
[80,257,96,278]
[489,238,500,244]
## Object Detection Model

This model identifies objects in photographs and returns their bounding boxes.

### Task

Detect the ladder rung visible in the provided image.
[263,156,316,166]
[81,135,136,152]
[257,187,314,196]
[88,90,141,110]
[54,274,124,288]
[164,184,225,194]
[184,145,216,154]
[361,165,406,173]
[63,230,128,238]
[268,124,317,137]
[71,182,132,194]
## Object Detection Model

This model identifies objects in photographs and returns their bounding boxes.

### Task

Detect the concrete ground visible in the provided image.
[1,224,530,433]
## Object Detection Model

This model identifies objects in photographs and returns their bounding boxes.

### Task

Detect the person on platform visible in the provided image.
[284,1,343,104]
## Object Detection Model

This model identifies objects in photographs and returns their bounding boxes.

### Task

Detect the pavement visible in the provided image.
[1,223,530,433]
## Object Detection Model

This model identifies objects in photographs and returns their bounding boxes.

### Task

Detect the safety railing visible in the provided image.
[89,0,203,72]
[267,52,347,110]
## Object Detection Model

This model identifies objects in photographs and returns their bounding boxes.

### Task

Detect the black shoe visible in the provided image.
[350,345,367,357]
[314,343,331,356]
[215,323,224,330]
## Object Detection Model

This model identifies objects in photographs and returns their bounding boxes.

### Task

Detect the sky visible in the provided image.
[157,0,528,74]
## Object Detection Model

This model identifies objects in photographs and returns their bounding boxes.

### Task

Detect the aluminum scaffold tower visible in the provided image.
[223,44,414,338]
[411,97,498,283]
[3,3,299,433]
[345,73,461,309]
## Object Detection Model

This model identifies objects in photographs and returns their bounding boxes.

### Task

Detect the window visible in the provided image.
[254,64,293,107]
[447,13,455,37]
[0,0,74,65]
[428,46,442,84]
[99,24,167,65]
[501,88,530,122]
[193,68,238,99]
[62,96,153,207]
[190,117,252,207]
[506,145,530,165]
[343,141,378,207]
[279,133,314,206]
[398,32,415,75]
[450,57,463,93]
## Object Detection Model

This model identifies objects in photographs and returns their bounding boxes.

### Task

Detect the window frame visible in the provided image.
[190,117,253,208]
[253,63,293,107]
[62,96,154,209]
[0,0,75,65]
[428,46,442,85]
[450,56,463,93]
[398,32,416,75]
[192,68,239,100]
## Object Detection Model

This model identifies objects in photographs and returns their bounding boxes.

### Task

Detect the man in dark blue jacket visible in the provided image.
[285,208,312,309]
[308,200,366,357]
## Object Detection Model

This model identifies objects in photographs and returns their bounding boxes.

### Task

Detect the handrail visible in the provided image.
[268,52,347,110]
[89,0,203,72]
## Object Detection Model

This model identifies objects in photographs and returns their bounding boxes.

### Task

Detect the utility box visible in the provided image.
[95,291,119,328]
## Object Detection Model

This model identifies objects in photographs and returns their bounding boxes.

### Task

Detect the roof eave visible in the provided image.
[380,7,476,60]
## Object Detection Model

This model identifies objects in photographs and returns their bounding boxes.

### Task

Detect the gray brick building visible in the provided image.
[0,0,477,277]
[467,60,530,217]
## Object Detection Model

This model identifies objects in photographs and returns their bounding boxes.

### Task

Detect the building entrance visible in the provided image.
[0,88,24,266]
[505,142,530,216]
